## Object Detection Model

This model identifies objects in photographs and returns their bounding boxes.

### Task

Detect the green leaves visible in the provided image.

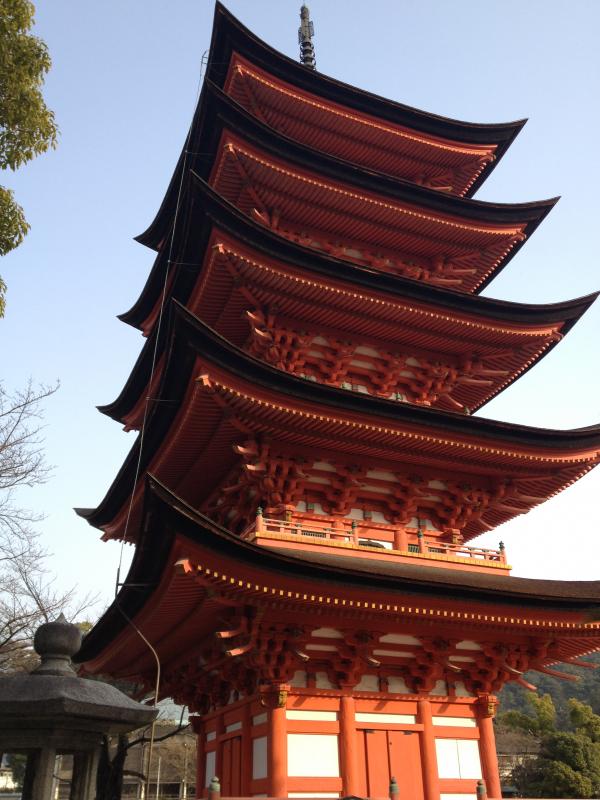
[503,697,600,798]
[514,757,594,799]
[0,186,29,255]
[570,699,600,744]
[498,692,557,736]
[0,0,58,313]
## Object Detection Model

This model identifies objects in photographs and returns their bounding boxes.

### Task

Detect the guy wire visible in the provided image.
[108,49,206,797]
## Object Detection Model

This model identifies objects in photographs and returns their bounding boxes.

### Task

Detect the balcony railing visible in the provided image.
[242,514,507,570]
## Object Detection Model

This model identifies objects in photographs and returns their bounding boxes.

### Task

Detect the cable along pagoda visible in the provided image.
[77,5,600,800]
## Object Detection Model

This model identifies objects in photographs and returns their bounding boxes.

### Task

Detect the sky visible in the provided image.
[2,0,600,614]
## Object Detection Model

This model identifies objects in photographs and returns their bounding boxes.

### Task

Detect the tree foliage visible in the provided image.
[0,0,58,312]
[571,698,600,743]
[499,692,557,736]
[503,695,600,798]
[0,381,95,671]
[499,652,600,726]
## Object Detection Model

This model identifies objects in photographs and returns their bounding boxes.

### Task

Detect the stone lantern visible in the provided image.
[0,615,157,800]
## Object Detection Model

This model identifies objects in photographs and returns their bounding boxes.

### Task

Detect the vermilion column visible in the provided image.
[418,698,440,800]
[478,697,502,799]
[394,528,408,551]
[339,694,360,796]
[267,688,288,797]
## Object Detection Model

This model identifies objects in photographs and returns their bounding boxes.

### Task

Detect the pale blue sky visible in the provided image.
[2,1,600,609]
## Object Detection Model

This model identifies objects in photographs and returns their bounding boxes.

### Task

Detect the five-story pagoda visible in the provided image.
[76,5,600,800]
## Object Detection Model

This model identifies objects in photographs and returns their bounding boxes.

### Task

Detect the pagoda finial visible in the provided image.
[298,4,316,70]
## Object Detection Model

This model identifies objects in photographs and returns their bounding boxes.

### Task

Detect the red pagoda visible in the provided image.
[76,5,600,800]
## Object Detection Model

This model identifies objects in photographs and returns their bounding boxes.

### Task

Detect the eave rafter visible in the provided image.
[114,188,594,432]
[157,590,600,711]
[75,478,600,684]
[244,305,538,413]
[205,2,526,202]
[81,498,600,695]
[225,56,496,197]
[131,83,547,307]
[199,437,551,538]
[84,306,600,545]
[210,136,530,293]
[193,373,598,540]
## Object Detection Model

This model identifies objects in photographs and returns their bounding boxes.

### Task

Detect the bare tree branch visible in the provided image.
[0,380,98,671]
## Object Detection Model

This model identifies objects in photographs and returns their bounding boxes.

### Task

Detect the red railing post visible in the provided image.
[255,506,265,534]
[499,540,506,564]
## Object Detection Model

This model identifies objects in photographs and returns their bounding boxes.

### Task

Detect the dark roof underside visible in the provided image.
[207,2,526,198]
[75,477,600,664]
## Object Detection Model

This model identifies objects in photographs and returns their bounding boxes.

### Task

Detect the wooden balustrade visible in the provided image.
[244,515,506,565]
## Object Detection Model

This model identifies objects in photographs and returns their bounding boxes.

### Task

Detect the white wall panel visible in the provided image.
[387,676,409,693]
[440,795,477,800]
[430,680,448,695]
[204,751,216,787]
[290,670,308,688]
[432,717,476,728]
[356,712,416,724]
[287,734,340,777]
[311,627,343,638]
[286,709,338,721]
[252,736,268,780]
[355,674,379,691]
[315,671,335,689]
[436,739,460,778]
[457,740,482,779]
[435,739,482,779]
[453,682,474,697]
[379,633,421,645]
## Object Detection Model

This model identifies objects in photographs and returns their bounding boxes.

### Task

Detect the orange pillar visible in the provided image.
[268,694,288,797]
[478,698,502,799]
[339,694,360,796]
[418,698,440,800]
[394,527,408,551]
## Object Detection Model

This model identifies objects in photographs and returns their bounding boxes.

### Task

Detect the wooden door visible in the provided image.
[388,731,423,800]
[220,736,242,796]
[362,730,424,800]
[364,730,390,798]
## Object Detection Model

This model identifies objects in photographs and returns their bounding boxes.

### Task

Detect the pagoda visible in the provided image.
[76,5,600,800]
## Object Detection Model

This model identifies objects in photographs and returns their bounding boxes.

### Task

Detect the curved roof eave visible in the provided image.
[125,172,593,330]
[78,301,600,532]
[106,179,597,425]
[134,83,553,275]
[207,2,526,201]
[75,476,600,667]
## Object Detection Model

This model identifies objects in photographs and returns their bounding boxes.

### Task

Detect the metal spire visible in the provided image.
[298,4,316,70]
